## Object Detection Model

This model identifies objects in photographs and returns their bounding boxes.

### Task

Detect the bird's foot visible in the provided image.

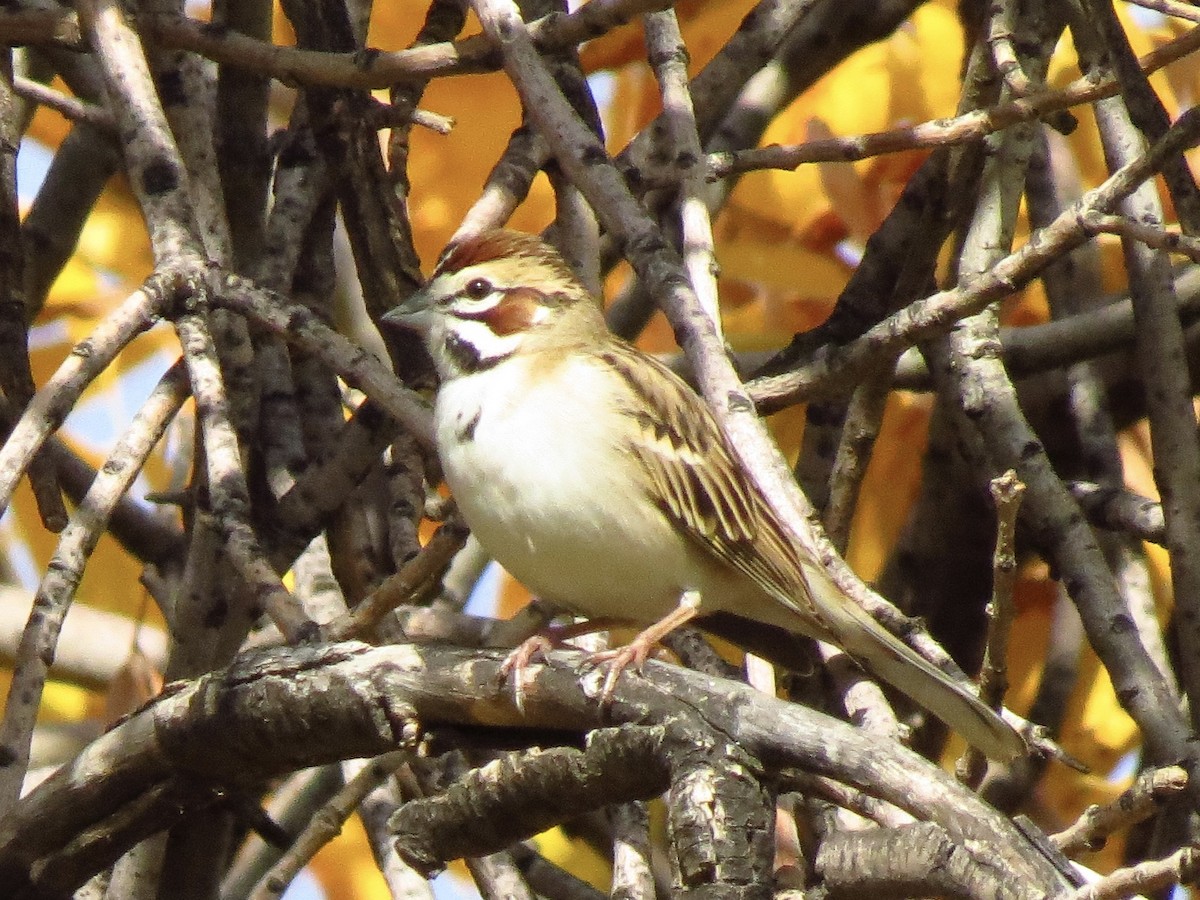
[498,634,558,714]
[578,592,703,703]
[580,637,665,705]
[499,615,674,710]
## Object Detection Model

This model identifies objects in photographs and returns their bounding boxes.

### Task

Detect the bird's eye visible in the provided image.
[464,278,493,300]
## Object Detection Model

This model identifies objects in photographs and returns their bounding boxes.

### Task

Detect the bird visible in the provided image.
[382,228,1025,763]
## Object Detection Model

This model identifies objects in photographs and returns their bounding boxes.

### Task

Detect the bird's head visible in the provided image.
[383,229,602,379]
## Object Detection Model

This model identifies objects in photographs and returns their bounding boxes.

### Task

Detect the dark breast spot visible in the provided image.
[456,409,482,443]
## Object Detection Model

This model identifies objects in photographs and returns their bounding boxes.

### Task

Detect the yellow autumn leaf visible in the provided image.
[310,813,394,900]
[36,255,108,317]
[843,393,931,579]
[717,225,849,314]
[365,0,422,50]
[26,97,71,153]
[724,3,965,246]
[905,3,970,121]
[39,681,92,724]
[582,0,757,75]
[534,827,610,890]
[406,71,557,266]
[72,186,155,286]
[1159,16,1200,112]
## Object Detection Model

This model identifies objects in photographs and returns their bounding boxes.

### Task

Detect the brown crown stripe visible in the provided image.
[436,229,576,283]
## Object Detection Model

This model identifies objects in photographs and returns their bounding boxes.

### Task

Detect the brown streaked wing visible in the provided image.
[596,344,1027,762]
[597,342,827,630]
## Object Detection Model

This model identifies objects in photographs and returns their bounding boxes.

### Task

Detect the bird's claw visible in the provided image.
[498,634,556,715]
[579,641,659,705]
[503,632,669,710]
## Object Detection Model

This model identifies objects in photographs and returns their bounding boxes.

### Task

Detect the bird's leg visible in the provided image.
[499,615,626,712]
[584,590,702,703]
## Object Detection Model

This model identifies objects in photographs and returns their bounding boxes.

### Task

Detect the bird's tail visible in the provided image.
[796,562,1026,763]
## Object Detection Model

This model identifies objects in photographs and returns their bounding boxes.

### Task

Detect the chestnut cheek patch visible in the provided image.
[482,289,548,336]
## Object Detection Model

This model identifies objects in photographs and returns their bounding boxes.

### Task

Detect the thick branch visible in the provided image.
[391,727,669,874]
[0,644,1072,895]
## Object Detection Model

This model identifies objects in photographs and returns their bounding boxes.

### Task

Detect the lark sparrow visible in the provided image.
[382,229,1024,762]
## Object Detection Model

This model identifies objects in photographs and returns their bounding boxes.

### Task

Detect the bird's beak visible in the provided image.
[381,288,432,333]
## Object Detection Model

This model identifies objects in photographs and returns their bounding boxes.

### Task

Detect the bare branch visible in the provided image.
[0,362,187,812]
[1067,846,1200,900]
[322,517,469,641]
[749,107,1200,410]
[711,25,1200,178]
[1067,481,1165,544]
[0,643,1074,894]
[1083,212,1200,263]
[957,471,1024,788]
[1052,766,1190,856]
[249,752,407,900]
[142,0,671,91]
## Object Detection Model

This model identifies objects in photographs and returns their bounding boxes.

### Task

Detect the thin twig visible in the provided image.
[779,769,914,828]
[453,126,550,241]
[608,803,655,900]
[0,8,82,45]
[989,0,1038,97]
[1082,212,1200,263]
[367,99,455,133]
[212,273,435,450]
[643,9,721,335]
[957,471,1025,788]
[819,641,906,749]
[220,767,344,898]
[465,852,536,900]
[0,284,160,521]
[508,844,606,900]
[1051,766,1189,856]
[823,371,891,552]
[1124,0,1200,23]
[710,24,1200,179]
[322,517,470,641]
[177,312,310,641]
[76,0,202,263]
[0,362,188,813]
[625,0,856,180]
[0,56,66,534]
[981,471,1025,712]
[355,765,435,900]
[1066,846,1200,900]
[12,75,114,130]
[748,106,1200,410]
[248,752,408,900]
[886,264,1200,393]
[1067,481,1165,545]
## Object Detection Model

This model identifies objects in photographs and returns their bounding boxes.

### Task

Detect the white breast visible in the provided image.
[434,353,698,623]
